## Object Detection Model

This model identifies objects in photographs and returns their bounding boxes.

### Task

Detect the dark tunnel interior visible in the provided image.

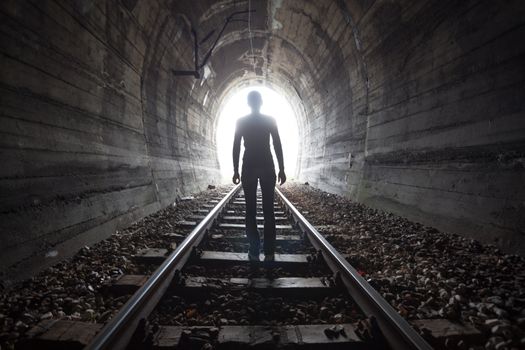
[1,0,524,293]
[1,1,525,349]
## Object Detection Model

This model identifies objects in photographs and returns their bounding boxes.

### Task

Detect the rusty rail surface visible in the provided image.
[86,184,241,350]
[275,187,433,350]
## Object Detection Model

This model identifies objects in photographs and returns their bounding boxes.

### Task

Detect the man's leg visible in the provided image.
[241,169,259,257]
[260,168,277,257]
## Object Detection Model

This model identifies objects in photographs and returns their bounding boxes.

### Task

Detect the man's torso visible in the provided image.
[238,114,275,170]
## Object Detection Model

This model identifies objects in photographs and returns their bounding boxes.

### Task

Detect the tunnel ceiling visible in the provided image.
[167,0,363,124]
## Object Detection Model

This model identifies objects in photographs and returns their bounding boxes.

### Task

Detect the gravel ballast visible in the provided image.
[281,182,525,349]
[0,186,231,349]
[1,181,524,350]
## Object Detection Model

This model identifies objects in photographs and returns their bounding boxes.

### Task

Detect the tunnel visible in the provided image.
[1,0,524,287]
[2,1,525,349]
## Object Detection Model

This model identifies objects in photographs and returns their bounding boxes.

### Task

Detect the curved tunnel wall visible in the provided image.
[0,0,222,279]
[1,0,524,280]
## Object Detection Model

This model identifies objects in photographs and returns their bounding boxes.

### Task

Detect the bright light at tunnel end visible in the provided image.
[216,86,300,183]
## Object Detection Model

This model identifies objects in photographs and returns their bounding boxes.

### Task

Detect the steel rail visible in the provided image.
[85,184,241,350]
[275,187,432,350]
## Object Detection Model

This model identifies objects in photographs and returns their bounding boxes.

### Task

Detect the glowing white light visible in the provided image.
[216,86,299,182]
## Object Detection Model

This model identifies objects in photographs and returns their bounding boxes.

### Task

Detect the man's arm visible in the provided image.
[232,119,242,184]
[270,119,286,185]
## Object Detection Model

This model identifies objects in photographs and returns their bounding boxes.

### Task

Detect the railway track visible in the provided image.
[24,184,433,350]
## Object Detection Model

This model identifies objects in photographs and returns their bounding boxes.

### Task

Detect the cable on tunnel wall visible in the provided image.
[248,0,256,74]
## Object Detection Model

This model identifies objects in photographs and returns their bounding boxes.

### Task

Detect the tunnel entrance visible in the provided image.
[215,86,300,182]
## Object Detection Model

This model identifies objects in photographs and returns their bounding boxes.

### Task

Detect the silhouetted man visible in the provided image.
[232,91,286,262]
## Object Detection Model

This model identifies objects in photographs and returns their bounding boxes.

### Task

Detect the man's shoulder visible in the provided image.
[238,114,275,123]
[260,114,276,124]
[236,115,250,125]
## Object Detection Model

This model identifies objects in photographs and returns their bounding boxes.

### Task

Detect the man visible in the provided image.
[232,91,286,262]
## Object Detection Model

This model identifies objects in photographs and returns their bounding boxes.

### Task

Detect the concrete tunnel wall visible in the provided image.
[1,0,524,280]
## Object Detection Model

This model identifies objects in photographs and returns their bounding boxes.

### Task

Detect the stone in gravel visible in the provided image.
[186,308,198,319]
[496,342,510,350]
[40,312,53,320]
[439,306,460,320]
[164,233,185,239]
[491,324,512,338]
[485,319,501,327]
[14,321,28,331]
[97,310,112,323]
[20,313,34,323]
[319,306,329,319]
[486,296,502,304]
[70,312,81,320]
[439,289,449,300]
[324,325,346,339]
[333,313,344,323]
[492,307,508,318]
[84,309,95,319]
[456,340,467,349]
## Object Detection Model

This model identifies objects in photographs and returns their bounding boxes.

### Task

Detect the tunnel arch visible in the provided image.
[187,5,358,187]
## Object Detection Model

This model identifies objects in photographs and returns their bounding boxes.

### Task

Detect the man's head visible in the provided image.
[247,91,262,112]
